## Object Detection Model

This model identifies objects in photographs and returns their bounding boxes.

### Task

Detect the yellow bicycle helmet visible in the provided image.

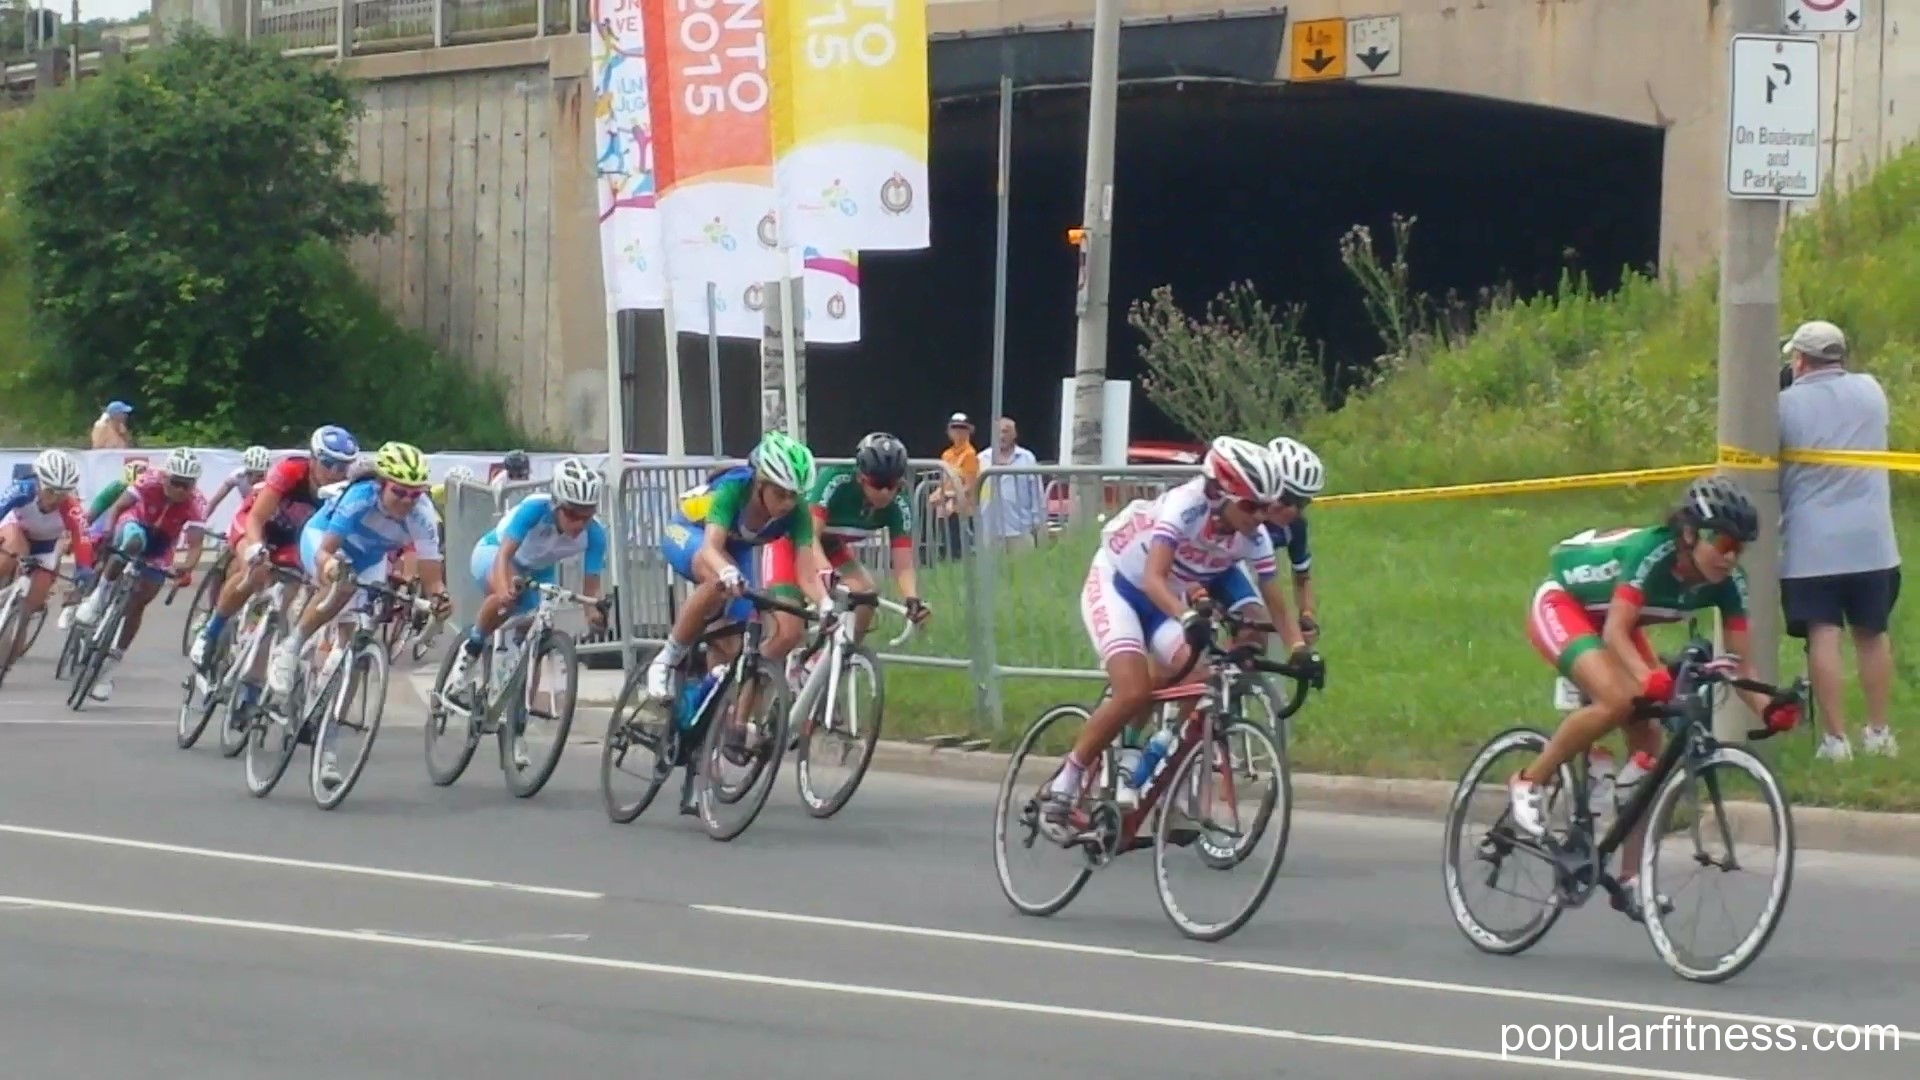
[372,441,430,487]
[122,459,149,485]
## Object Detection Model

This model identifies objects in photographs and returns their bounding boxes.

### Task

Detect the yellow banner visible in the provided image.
[768,0,931,252]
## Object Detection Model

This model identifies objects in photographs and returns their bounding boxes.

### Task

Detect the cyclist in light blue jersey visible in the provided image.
[269,442,450,788]
[448,458,609,766]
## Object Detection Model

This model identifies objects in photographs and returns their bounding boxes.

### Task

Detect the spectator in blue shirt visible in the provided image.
[980,417,1046,552]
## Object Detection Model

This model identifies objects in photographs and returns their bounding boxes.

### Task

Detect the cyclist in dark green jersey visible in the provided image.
[770,433,931,651]
[1509,476,1799,918]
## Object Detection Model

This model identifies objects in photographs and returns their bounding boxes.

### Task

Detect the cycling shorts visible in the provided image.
[1080,554,1258,668]
[661,519,797,624]
[470,538,555,618]
[1527,581,1656,679]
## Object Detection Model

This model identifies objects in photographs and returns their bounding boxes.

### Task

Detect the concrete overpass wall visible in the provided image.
[337,39,607,447]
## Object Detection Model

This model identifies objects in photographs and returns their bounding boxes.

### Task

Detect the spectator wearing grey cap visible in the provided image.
[1779,319,1900,761]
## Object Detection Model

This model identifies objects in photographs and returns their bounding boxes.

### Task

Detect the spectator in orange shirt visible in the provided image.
[932,412,979,562]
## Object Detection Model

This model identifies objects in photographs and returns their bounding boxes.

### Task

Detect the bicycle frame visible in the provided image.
[784,587,882,732]
[471,580,602,726]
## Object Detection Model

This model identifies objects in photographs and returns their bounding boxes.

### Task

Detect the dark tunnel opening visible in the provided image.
[662,45,1663,461]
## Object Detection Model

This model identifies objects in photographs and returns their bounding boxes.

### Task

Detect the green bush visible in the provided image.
[4,28,531,450]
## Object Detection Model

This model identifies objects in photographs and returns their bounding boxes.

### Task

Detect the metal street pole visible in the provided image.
[707,281,723,457]
[988,72,1013,433]
[1714,0,1787,741]
[1067,0,1119,528]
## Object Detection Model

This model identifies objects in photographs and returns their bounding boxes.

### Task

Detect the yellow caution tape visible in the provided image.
[1715,445,1777,469]
[1779,447,1920,472]
[1315,464,1711,507]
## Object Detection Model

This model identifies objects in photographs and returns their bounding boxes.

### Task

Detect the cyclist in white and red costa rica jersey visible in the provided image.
[74,447,211,701]
[1040,436,1318,841]
[1507,475,1800,922]
[189,426,359,671]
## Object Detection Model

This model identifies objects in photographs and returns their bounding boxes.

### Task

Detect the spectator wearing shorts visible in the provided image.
[1779,319,1900,761]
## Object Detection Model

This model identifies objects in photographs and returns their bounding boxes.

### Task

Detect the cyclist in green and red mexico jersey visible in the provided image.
[768,432,932,651]
[1511,476,1800,920]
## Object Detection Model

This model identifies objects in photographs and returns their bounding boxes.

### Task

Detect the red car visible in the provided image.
[1044,439,1206,526]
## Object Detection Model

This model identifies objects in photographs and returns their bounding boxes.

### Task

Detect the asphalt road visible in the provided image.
[0,602,1914,1079]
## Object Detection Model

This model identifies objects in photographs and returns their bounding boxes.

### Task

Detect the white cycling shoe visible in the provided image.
[266,645,301,697]
[643,657,675,702]
[74,591,107,628]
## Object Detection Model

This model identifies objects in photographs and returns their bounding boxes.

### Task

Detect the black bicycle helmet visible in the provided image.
[502,449,531,478]
[1678,475,1759,543]
[853,432,910,484]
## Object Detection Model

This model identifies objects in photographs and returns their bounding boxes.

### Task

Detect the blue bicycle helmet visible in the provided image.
[309,425,359,467]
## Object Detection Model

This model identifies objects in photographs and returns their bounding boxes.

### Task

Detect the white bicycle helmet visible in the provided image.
[243,445,271,473]
[1202,435,1284,503]
[1266,436,1326,498]
[165,447,203,480]
[445,465,476,485]
[32,449,81,491]
[550,456,603,508]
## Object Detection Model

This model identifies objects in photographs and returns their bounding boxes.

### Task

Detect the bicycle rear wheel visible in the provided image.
[180,568,223,656]
[1440,727,1576,957]
[245,694,309,798]
[600,665,674,824]
[697,666,789,842]
[65,595,122,712]
[313,643,387,811]
[424,638,484,787]
[1639,745,1793,984]
[0,591,22,689]
[503,629,578,798]
[1152,718,1290,942]
[993,703,1103,919]
[794,644,885,819]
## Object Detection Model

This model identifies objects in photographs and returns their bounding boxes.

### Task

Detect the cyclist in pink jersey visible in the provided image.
[74,448,210,701]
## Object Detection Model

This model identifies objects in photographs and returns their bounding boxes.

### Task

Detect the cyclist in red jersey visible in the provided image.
[188,425,359,670]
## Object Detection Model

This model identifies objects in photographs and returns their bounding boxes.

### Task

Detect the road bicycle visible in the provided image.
[242,574,430,810]
[0,555,70,688]
[60,547,180,710]
[379,572,443,664]
[423,579,607,799]
[174,534,231,655]
[1441,636,1806,983]
[600,587,817,841]
[783,585,902,818]
[993,604,1325,942]
[177,557,307,758]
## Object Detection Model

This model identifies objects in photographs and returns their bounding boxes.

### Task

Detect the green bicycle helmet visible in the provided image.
[749,430,816,494]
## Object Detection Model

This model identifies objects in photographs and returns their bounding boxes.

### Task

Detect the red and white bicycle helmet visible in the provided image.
[1202,436,1284,503]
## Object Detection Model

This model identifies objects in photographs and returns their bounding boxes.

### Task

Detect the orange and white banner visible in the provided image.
[768,0,931,252]
[590,0,667,309]
[643,0,784,294]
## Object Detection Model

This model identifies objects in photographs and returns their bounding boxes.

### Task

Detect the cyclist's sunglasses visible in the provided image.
[165,476,195,491]
[1699,527,1745,556]
[557,502,597,520]
[384,482,427,501]
[1280,492,1313,510]
[859,472,903,491]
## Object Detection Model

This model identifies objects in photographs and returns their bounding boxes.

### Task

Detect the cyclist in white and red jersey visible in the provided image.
[189,426,358,670]
[205,445,272,519]
[1040,437,1319,841]
[0,450,93,663]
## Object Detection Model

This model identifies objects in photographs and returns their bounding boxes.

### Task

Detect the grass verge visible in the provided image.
[873,483,1920,812]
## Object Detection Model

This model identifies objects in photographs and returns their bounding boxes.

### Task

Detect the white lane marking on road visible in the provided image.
[0,894,1755,1080]
[691,904,1919,1045]
[0,823,604,900]
[0,719,171,727]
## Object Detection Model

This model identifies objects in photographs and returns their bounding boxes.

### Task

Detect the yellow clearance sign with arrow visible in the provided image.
[1290,18,1346,81]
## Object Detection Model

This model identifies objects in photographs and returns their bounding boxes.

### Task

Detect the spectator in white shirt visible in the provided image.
[1778,320,1900,760]
[981,416,1046,552]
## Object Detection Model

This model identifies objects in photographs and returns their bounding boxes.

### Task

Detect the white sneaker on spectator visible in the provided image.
[1816,734,1853,762]
[1863,725,1898,757]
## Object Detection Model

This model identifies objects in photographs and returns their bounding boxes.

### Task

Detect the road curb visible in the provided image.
[392,674,1920,859]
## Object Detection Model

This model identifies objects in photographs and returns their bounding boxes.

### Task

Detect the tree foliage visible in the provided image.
[8,28,529,448]
[1129,281,1330,441]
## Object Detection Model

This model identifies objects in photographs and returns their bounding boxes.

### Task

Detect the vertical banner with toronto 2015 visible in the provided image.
[767,0,931,253]
[642,0,784,340]
[590,0,667,309]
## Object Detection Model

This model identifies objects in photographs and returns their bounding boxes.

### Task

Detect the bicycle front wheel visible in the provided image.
[180,569,223,656]
[313,643,387,811]
[795,644,885,819]
[504,629,579,799]
[697,666,789,842]
[1152,718,1290,942]
[0,591,22,689]
[1639,745,1794,984]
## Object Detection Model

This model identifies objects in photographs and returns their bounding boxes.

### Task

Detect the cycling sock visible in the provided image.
[204,614,228,641]
[465,626,485,652]
[660,638,688,665]
[1049,756,1085,796]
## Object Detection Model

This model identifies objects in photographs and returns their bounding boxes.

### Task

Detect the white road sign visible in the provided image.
[1784,0,1863,34]
[1347,15,1401,78]
[1727,34,1822,199]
